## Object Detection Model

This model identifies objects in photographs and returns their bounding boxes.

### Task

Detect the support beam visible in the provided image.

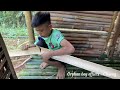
[107,12,120,57]
[23,11,35,45]
[104,11,118,52]
[8,47,120,79]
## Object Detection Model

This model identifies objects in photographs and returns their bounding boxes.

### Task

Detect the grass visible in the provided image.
[0,27,28,37]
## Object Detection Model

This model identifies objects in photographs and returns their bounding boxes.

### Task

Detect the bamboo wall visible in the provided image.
[48,11,115,57]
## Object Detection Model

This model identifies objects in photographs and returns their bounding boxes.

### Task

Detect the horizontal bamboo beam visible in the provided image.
[57,28,108,35]
[69,41,105,46]
[63,33,107,39]
[65,37,106,42]
[72,11,114,16]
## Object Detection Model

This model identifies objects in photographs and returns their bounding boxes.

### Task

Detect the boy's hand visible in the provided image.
[21,44,30,50]
[41,51,52,61]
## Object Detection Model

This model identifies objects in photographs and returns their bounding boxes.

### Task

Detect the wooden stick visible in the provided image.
[14,56,32,69]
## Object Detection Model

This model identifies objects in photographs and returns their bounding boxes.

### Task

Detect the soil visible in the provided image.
[11,55,30,76]
[2,38,30,76]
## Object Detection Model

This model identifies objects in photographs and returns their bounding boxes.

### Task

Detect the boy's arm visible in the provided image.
[41,39,75,60]
[50,39,75,56]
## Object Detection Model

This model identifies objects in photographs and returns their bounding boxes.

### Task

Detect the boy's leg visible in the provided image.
[36,37,49,69]
[37,37,66,79]
[43,58,66,79]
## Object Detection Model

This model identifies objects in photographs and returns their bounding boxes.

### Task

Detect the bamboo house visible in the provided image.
[0,11,120,79]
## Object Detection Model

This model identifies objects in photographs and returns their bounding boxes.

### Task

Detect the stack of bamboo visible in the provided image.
[48,11,114,57]
[49,11,114,32]
[58,28,108,57]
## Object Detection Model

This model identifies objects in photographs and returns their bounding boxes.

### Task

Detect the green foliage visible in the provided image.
[0,11,39,37]
[0,11,25,28]
[0,27,28,37]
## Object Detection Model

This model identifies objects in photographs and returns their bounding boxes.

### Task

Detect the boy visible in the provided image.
[24,11,75,79]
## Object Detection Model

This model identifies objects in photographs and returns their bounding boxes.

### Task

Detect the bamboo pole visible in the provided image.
[69,41,105,45]
[72,11,114,16]
[23,11,35,45]
[57,28,108,35]
[104,11,118,52]
[65,37,106,42]
[108,12,120,57]
[63,33,107,39]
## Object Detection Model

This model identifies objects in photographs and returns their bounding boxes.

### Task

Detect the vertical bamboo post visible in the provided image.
[23,11,35,45]
[108,12,120,57]
[104,11,118,54]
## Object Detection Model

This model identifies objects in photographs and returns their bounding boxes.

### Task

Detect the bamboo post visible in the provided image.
[104,11,118,53]
[23,11,35,45]
[108,12,120,57]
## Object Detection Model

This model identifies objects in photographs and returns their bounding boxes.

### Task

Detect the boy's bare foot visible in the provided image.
[56,66,66,79]
[40,62,49,69]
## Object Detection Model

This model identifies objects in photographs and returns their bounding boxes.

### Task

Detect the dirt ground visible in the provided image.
[11,55,30,76]
[2,38,30,76]
[3,38,28,50]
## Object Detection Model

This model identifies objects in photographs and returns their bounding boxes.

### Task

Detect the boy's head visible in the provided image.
[31,11,52,37]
